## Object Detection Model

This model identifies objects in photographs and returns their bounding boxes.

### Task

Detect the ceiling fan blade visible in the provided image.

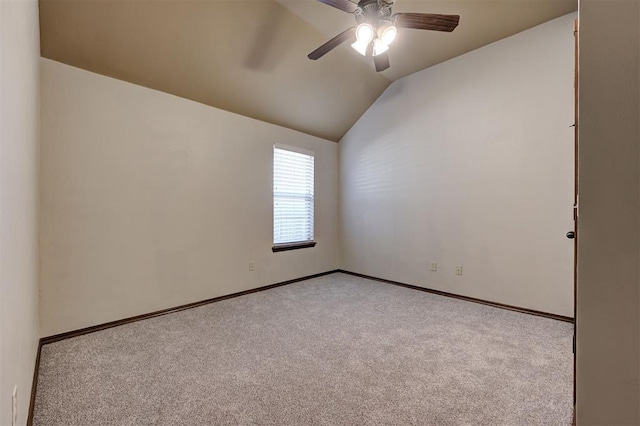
[317,0,359,14]
[392,13,460,32]
[374,52,390,72]
[308,27,356,60]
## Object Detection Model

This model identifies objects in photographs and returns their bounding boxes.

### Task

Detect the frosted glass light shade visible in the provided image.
[380,25,397,45]
[373,38,389,56]
[355,23,374,44]
[351,40,369,56]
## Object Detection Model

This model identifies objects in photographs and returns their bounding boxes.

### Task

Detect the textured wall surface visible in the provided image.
[0,0,41,424]
[40,59,339,337]
[340,14,576,317]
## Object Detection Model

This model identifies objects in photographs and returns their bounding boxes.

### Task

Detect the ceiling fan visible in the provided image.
[307,0,460,72]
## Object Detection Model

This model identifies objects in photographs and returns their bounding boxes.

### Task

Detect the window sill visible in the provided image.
[272,241,317,252]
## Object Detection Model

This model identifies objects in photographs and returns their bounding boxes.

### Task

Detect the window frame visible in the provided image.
[272,143,316,252]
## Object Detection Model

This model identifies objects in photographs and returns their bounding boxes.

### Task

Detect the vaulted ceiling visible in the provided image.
[39,0,577,142]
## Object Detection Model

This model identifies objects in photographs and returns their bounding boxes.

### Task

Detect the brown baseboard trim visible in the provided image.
[338,270,574,323]
[27,269,338,425]
[41,269,339,345]
[27,268,570,424]
[26,340,43,426]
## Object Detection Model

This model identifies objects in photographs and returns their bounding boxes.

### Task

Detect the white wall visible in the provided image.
[340,14,576,317]
[39,59,339,337]
[0,0,41,424]
[576,1,640,423]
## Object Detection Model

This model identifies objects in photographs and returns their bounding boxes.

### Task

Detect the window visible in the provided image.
[273,144,316,251]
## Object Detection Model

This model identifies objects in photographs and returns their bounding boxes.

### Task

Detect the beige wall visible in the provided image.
[0,0,41,424]
[11,3,640,423]
[340,14,576,317]
[39,59,339,337]
[576,0,640,424]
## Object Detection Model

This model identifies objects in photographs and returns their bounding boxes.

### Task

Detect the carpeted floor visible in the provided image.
[33,273,573,425]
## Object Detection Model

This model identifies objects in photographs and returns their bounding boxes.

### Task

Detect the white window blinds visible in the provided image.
[273,144,315,245]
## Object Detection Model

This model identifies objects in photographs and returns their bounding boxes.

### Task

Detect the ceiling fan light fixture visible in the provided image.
[351,40,369,56]
[373,38,389,56]
[380,25,397,46]
[355,23,374,44]
[308,0,460,72]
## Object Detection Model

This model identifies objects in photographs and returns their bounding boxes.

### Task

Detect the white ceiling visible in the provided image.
[39,0,577,142]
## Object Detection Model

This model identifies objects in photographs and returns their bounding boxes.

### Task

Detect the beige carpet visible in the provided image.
[33,272,573,425]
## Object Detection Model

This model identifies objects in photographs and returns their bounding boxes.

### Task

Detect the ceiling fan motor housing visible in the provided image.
[354,0,393,26]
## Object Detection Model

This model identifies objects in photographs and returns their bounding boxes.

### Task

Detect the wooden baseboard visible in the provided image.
[41,270,339,344]
[27,269,339,425]
[337,270,574,323]
[27,268,572,424]
[26,340,42,426]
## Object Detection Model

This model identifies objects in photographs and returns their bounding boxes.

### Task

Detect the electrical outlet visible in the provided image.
[455,266,463,276]
[11,385,17,426]
[248,261,255,271]
[430,262,437,272]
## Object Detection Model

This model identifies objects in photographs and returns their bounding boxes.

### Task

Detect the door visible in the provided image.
[570,17,579,414]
